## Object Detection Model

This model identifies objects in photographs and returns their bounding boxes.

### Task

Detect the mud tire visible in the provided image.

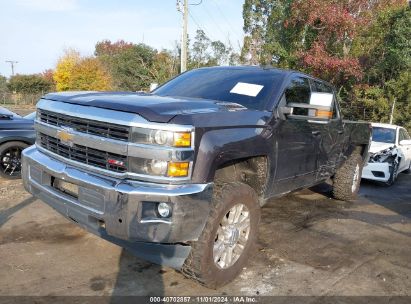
[181,182,260,289]
[332,150,363,201]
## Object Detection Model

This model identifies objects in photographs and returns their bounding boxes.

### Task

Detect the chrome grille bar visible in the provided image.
[39,109,130,141]
[39,133,127,173]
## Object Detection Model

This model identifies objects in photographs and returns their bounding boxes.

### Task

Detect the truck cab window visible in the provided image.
[285,76,311,104]
[284,76,311,116]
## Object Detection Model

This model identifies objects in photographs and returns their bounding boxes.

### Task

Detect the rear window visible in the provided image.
[154,68,285,110]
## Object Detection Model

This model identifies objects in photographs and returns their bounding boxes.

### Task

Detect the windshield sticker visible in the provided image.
[310,92,333,107]
[230,82,264,97]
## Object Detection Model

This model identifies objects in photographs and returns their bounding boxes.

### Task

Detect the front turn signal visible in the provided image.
[167,162,189,177]
[173,132,191,147]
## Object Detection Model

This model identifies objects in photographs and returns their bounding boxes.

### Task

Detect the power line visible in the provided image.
[188,10,214,40]
[210,0,243,50]
[200,4,228,41]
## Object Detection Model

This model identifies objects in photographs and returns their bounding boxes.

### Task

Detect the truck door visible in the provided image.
[309,80,345,180]
[272,75,319,194]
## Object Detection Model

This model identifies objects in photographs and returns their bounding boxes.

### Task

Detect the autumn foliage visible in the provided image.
[53,49,111,91]
[242,0,410,130]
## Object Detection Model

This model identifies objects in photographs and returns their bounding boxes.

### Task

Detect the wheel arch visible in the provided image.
[213,155,268,206]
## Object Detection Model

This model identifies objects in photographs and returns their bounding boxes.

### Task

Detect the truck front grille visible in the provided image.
[39,110,130,141]
[39,133,127,173]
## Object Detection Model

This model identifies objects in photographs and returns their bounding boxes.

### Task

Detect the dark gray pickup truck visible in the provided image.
[22,66,371,288]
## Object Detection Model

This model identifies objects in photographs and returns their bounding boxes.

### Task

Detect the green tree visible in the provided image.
[0,75,7,93]
[7,74,53,94]
[190,29,211,68]
[96,40,157,91]
[349,5,411,130]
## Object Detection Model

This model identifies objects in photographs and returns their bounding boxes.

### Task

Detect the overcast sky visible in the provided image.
[0,0,244,77]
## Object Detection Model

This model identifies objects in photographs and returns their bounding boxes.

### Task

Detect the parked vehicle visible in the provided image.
[22,66,371,288]
[361,123,411,185]
[0,107,35,179]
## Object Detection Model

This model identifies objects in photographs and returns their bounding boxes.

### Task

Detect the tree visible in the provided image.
[151,50,179,84]
[0,75,7,93]
[190,30,211,68]
[7,74,53,94]
[348,5,411,130]
[68,57,112,91]
[242,0,409,131]
[95,41,157,91]
[42,69,56,91]
[242,0,404,86]
[95,39,133,57]
[53,49,81,91]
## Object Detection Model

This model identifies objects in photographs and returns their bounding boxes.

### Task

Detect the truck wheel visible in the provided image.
[0,141,28,179]
[181,182,260,289]
[332,151,363,201]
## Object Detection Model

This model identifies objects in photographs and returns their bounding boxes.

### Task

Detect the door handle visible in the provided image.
[312,131,321,136]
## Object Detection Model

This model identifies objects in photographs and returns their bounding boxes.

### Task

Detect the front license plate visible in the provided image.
[53,179,79,198]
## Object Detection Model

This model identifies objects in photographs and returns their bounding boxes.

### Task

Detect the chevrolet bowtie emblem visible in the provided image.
[57,129,74,146]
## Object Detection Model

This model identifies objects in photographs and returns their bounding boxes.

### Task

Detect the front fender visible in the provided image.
[191,127,273,182]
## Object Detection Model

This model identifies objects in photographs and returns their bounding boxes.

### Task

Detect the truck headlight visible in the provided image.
[131,127,192,147]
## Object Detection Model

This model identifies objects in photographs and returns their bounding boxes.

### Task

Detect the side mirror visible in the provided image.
[400,139,411,146]
[278,92,334,122]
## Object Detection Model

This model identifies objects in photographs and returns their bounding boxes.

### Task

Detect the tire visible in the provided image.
[0,141,28,179]
[384,161,399,186]
[332,150,363,201]
[181,182,260,289]
[404,161,411,174]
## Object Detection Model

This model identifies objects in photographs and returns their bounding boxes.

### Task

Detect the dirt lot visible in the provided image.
[0,171,410,297]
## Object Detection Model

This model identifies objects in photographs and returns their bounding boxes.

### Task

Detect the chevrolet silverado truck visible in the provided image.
[22,66,371,288]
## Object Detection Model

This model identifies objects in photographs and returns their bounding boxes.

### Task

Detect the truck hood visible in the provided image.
[43,92,248,123]
[369,141,395,153]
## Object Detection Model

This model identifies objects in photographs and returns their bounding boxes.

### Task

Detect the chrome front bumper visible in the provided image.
[22,145,213,268]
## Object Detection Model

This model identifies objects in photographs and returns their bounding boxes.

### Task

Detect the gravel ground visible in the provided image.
[0,173,410,297]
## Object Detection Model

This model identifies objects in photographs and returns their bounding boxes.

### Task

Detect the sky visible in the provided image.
[0,0,245,77]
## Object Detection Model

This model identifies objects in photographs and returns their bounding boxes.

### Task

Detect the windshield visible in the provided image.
[154,68,285,110]
[372,127,396,144]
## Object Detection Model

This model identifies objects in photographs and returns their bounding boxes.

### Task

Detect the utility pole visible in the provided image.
[5,60,18,76]
[177,0,188,73]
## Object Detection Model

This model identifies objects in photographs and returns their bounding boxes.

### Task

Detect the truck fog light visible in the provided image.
[157,202,171,218]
